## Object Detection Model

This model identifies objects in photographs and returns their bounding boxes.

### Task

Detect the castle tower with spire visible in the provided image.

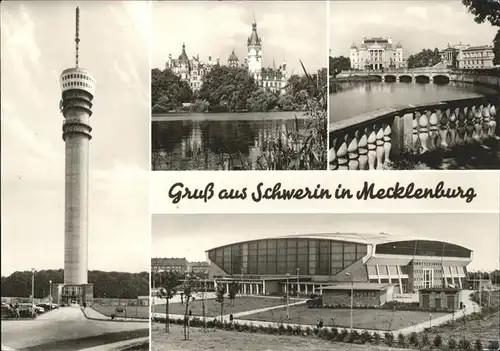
[247,17,262,80]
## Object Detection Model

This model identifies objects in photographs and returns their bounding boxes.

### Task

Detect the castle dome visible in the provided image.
[178,43,189,62]
[351,42,357,49]
[228,49,239,62]
[396,42,402,49]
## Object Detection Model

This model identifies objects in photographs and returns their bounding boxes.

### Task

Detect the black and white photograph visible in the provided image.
[150,213,499,350]
[329,0,500,171]
[151,1,328,171]
[1,2,150,350]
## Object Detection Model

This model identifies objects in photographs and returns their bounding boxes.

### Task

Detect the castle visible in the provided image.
[165,18,288,94]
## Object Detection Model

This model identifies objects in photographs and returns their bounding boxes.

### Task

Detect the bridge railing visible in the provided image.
[340,67,451,75]
[329,95,499,170]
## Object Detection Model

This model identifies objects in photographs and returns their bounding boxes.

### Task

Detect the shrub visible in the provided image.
[397,333,405,347]
[278,323,286,335]
[409,332,419,346]
[293,325,302,336]
[384,332,394,346]
[448,338,457,350]
[488,341,500,350]
[459,338,472,350]
[305,326,312,336]
[330,327,338,339]
[433,334,443,348]
[343,332,355,344]
[474,339,483,351]
[422,333,430,346]
[337,329,348,342]
[373,332,381,345]
[351,330,360,343]
[286,325,294,335]
[360,330,371,344]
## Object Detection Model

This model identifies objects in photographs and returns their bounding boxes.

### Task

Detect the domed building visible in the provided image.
[205,232,472,304]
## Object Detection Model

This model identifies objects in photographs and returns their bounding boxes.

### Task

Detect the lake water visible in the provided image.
[151,111,306,170]
[329,81,499,123]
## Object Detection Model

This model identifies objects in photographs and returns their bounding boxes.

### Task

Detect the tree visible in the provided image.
[151,68,192,112]
[228,282,240,308]
[329,56,351,76]
[156,271,179,333]
[182,276,196,340]
[0,269,149,299]
[198,66,258,112]
[215,284,226,323]
[407,48,442,68]
[246,89,279,112]
[462,0,500,26]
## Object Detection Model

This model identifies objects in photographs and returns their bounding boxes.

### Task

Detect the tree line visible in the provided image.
[1,269,149,299]
[151,65,327,114]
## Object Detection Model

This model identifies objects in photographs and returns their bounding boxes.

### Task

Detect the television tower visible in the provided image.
[59,7,96,295]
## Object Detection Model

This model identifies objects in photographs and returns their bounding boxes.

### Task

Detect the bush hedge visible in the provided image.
[151,316,483,349]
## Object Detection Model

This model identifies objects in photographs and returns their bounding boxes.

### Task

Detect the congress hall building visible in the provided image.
[206,233,472,303]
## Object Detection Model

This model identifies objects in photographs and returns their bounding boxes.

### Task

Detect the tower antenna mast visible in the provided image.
[75,7,80,68]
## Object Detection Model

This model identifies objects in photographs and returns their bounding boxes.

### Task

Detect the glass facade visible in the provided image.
[375,240,471,258]
[208,238,369,276]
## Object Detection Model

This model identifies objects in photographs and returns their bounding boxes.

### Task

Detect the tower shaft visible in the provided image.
[64,136,90,284]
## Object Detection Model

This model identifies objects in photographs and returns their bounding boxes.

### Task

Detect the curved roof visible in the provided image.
[228,50,239,62]
[178,43,189,61]
[206,232,471,252]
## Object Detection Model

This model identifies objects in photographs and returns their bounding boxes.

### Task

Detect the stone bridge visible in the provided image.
[329,95,499,170]
[337,67,452,83]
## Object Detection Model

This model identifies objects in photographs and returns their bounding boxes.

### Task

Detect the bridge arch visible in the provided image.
[432,75,450,84]
[415,75,431,84]
[399,75,412,83]
[384,75,397,83]
[369,75,383,82]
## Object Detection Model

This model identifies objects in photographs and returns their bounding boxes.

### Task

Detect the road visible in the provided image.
[1,306,148,350]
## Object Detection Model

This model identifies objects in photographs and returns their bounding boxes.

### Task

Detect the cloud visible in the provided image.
[404,6,429,21]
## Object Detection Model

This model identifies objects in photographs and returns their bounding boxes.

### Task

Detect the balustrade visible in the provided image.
[329,95,499,170]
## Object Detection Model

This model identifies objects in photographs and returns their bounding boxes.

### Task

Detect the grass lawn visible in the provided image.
[240,304,446,331]
[92,305,150,319]
[154,296,302,317]
[420,291,500,347]
[151,323,406,351]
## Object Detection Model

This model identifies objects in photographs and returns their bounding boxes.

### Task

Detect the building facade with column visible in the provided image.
[350,36,404,70]
[458,45,495,69]
[206,233,472,299]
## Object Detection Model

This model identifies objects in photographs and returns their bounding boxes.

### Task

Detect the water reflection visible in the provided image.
[152,114,306,170]
[329,81,498,123]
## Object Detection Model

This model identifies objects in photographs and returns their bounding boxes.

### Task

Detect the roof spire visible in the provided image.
[75,7,80,68]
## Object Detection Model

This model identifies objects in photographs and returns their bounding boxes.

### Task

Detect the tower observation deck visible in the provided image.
[58,7,96,304]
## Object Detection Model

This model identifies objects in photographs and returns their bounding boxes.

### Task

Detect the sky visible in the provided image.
[330,0,498,57]
[152,1,327,75]
[152,213,500,271]
[1,1,151,276]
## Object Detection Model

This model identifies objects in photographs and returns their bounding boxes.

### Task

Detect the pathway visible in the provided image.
[152,291,482,336]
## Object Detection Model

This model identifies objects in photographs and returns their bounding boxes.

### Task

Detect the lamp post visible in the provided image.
[296,268,300,298]
[31,268,36,304]
[240,268,243,298]
[285,273,290,320]
[49,280,52,305]
[345,272,353,333]
[203,270,208,331]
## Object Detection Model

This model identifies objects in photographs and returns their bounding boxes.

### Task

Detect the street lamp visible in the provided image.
[345,272,353,333]
[240,268,243,298]
[49,280,52,305]
[296,268,300,298]
[285,273,290,320]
